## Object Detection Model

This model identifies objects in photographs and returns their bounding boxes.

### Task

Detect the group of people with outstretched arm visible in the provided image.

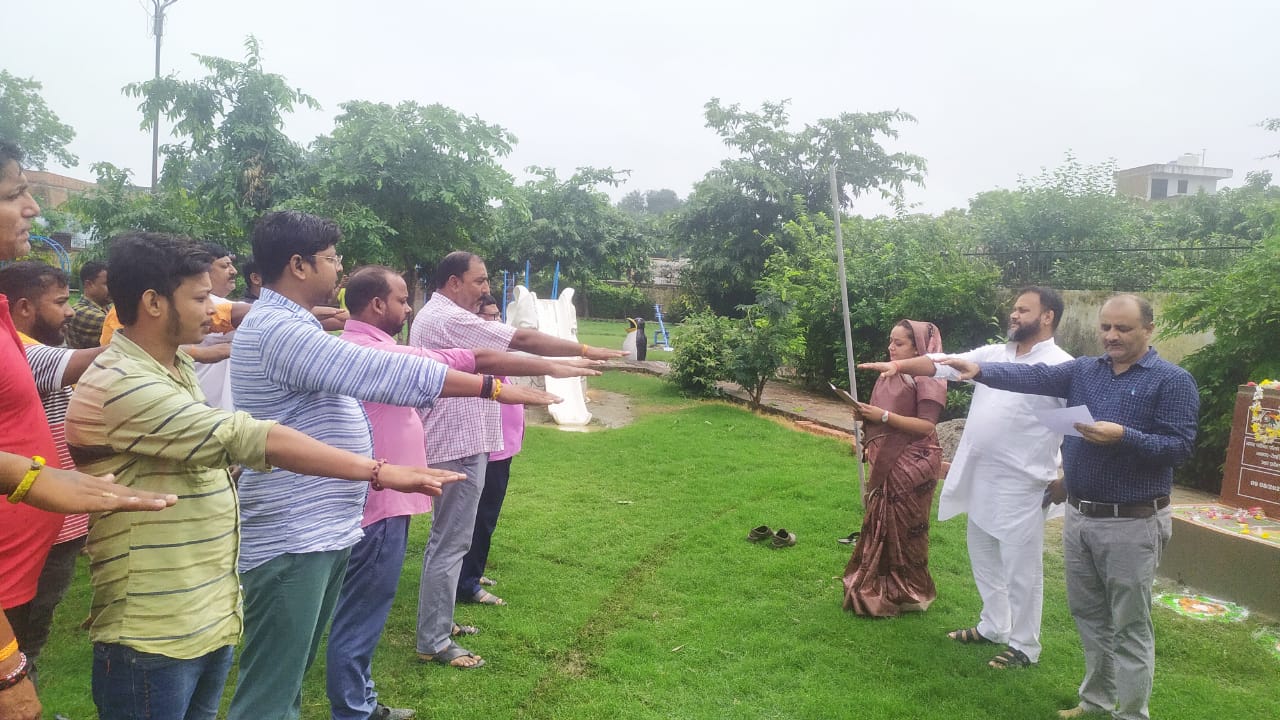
[842,286,1197,720]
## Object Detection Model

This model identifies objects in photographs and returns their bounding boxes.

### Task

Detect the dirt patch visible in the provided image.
[526,388,635,430]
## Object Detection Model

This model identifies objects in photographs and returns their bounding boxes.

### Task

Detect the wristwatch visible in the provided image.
[880,410,890,424]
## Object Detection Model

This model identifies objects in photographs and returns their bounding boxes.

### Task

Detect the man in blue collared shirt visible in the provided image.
[942,294,1198,720]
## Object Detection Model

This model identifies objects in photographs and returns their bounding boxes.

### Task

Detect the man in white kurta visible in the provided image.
[861,287,1071,667]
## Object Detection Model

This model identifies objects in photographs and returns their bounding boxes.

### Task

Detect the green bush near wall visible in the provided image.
[580,281,651,320]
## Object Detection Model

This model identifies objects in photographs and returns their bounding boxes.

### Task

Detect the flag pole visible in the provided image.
[830,164,866,504]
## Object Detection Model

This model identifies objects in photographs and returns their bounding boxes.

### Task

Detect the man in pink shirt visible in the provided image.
[326,266,600,720]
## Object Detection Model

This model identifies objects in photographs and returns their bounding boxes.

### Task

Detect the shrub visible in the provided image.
[1162,231,1280,491]
[581,281,650,320]
[667,311,734,397]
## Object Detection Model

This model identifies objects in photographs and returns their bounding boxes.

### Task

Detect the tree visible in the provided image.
[1263,117,1280,159]
[1162,227,1280,491]
[677,99,925,314]
[617,188,684,217]
[491,167,650,295]
[727,286,802,409]
[125,36,318,241]
[64,162,222,249]
[617,188,687,259]
[306,99,520,302]
[966,152,1271,292]
[757,204,1000,393]
[0,70,78,169]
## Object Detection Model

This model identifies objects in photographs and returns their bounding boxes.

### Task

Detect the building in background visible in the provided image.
[1115,153,1233,200]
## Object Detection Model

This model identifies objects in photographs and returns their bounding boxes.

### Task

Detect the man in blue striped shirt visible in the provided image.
[942,294,1198,720]
[227,212,556,720]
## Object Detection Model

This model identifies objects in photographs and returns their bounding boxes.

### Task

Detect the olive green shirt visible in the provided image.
[65,331,275,659]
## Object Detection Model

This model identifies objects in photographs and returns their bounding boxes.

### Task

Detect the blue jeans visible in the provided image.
[92,643,234,720]
[457,457,511,600]
[326,516,411,720]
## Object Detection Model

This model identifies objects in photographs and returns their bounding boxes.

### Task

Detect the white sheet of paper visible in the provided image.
[1034,405,1095,437]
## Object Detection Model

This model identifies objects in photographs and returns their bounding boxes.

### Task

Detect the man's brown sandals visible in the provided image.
[946,627,992,644]
[418,642,485,669]
[988,647,1035,669]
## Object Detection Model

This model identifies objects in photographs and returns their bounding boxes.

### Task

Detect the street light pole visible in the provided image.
[150,0,179,191]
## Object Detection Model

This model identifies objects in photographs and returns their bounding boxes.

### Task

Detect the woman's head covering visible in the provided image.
[899,319,942,358]
[864,319,947,478]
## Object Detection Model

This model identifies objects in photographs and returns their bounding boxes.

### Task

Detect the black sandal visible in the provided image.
[989,647,1034,669]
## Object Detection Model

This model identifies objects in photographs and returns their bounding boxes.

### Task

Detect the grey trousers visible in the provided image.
[1062,504,1172,720]
[415,453,487,654]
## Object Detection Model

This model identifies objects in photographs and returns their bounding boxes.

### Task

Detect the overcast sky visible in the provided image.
[8,0,1279,217]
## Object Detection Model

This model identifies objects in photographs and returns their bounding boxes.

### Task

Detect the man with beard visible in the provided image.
[859,286,1072,670]
[66,233,466,720]
[326,266,598,720]
[0,262,109,685]
[189,242,239,410]
[931,294,1197,720]
[225,214,560,720]
[65,260,110,349]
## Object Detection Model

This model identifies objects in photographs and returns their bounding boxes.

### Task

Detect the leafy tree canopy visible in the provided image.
[306,99,520,299]
[0,70,78,169]
[125,36,319,241]
[677,99,925,314]
[1162,224,1280,491]
[490,166,649,292]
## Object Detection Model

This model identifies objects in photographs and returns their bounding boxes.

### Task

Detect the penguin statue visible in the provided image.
[635,317,647,361]
[622,317,639,360]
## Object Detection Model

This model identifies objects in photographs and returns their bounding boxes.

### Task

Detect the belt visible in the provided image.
[1068,495,1170,519]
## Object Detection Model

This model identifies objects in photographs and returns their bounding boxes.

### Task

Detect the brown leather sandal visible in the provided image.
[947,627,993,644]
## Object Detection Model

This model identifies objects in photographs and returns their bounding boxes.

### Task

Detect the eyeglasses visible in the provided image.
[309,254,343,266]
[478,311,501,320]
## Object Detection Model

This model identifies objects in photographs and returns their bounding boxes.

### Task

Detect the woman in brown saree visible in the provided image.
[843,319,946,617]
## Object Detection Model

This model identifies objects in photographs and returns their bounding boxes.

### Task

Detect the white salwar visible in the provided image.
[929,338,1073,662]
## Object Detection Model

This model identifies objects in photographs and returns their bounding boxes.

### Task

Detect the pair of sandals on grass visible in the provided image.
[747,525,796,547]
[947,627,1035,669]
[419,577,504,669]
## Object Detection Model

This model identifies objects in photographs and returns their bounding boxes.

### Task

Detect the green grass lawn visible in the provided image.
[34,372,1280,719]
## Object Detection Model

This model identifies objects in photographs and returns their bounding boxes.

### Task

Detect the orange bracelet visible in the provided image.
[0,638,17,663]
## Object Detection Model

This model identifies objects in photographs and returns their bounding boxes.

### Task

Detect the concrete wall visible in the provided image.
[1116,173,1150,199]
[1055,289,1213,363]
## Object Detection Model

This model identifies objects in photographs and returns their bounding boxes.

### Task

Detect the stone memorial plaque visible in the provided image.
[1220,385,1280,517]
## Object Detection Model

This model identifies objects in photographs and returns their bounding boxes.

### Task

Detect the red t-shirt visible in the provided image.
[0,293,64,608]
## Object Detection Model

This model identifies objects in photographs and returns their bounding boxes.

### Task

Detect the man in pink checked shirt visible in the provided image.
[325,265,601,720]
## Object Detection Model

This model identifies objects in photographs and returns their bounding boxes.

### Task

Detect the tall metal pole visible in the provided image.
[830,164,866,503]
[150,0,179,191]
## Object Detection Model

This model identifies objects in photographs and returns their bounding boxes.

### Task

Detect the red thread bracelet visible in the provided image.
[0,652,30,691]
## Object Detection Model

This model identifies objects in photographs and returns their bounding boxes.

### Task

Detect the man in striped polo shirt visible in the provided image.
[0,261,107,686]
[66,234,466,720]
